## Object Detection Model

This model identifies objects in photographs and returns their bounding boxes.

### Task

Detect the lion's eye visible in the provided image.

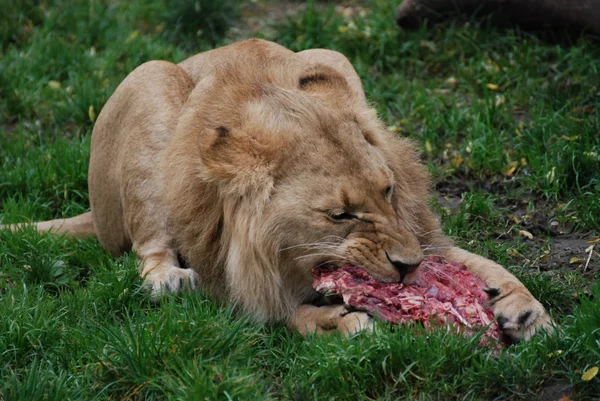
[328,211,355,222]
[385,185,393,201]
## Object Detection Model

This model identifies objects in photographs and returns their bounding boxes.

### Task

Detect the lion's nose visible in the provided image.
[386,252,422,282]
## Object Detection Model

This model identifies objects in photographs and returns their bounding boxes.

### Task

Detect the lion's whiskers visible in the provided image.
[415,228,443,237]
[279,242,342,252]
[420,242,453,256]
[421,263,460,286]
[293,251,344,261]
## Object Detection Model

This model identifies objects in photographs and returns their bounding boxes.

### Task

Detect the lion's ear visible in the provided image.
[298,65,351,94]
[199,125,278,195]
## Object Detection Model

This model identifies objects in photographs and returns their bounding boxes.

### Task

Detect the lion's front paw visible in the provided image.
[291,304,373,336]
[485,283,554,342]
[338,310,373,335]
[144,266,199,297]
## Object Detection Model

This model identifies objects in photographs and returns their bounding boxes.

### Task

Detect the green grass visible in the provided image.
[1,0,599,399]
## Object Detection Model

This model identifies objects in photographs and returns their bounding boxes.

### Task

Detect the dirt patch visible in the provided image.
[435,178,599,278]
[231,0,362,40]
[545,235,596,270]
[230,0,314,40]
[539,383,573,401]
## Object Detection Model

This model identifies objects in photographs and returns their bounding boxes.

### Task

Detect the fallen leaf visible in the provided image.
[507,249,520,256]
[557,395,572,401]
[486,83,500,91]
[48,80,61,89]
[547,350,564,357]
[126,30,139,43]
[582,366,598,381]
[445,76,459,86]
[587,237,600,244]
[561,135,579,141]
[450,155,464,168]
[569,257,582,264]
[572,106,595,114]
[519,230,533,239]
[419,40,437,52]
[540,250,550,262]
[425,140,433,155]
[504,165,517,177]
[88,105,96,123]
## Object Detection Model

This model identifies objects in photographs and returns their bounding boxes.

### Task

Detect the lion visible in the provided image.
[1,39,553,340]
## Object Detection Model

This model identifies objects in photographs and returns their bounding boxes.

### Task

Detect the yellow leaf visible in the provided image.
[562,135,579,141]
[507,249,520,256]
[88,105,96,123]
[504,163,517,177]
[588,237,600,244]
[519,230,533,239]
[504,165,517,177]
[450,155,464,168]
[547,350,564,357]
[569,257,582,264]
[520,157,528,167]
[582,366,598,381]
[338,25,348,34]
[48,80,61,89]
[126,30,139,43]
[540,250,550,262]
[486,83,500,91]
[425,140,433,155]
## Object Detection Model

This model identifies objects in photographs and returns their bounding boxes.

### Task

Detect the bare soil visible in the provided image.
[436,178,598,280]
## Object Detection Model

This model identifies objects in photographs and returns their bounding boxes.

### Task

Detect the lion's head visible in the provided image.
[164,41,447,322]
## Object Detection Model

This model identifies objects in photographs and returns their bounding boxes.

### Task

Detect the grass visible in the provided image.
[0,0,599,399]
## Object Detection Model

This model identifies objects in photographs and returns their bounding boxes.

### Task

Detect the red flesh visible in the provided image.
[312,256,503,344]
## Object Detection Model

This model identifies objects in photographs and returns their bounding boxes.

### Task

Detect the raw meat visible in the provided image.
[312,256,503,344]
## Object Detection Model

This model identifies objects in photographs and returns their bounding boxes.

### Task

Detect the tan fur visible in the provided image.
[1,39,552,340]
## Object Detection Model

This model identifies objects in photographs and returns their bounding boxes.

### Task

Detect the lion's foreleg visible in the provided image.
[444,246,554,341]
[135,238,198,297]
